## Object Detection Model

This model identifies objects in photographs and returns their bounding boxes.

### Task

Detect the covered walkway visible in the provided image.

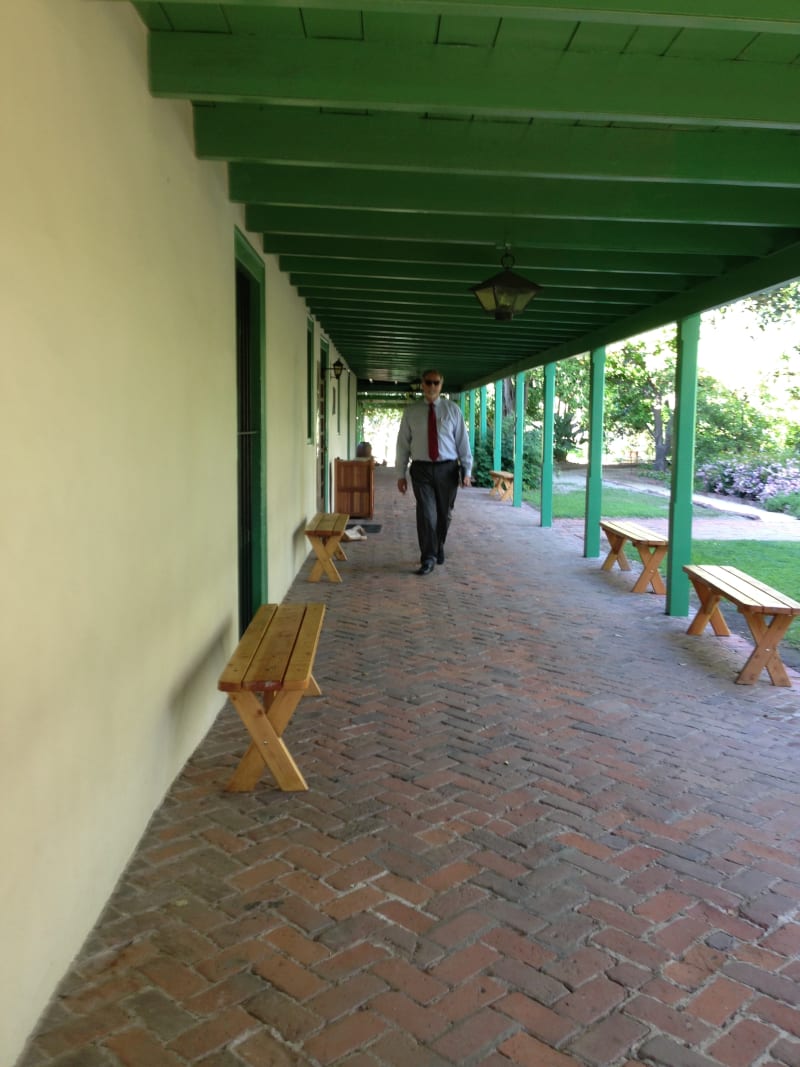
[20,467,800,1067]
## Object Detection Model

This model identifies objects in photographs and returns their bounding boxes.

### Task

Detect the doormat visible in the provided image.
[347,523,382,534]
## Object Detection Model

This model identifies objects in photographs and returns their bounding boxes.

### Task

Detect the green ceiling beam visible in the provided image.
[230,164,800,226]
[304,293,645,318]
[261,235,731,276]
[132,0,800,37]
[247,206,790,257]
[319,327,569,346]
[151,34,800,129]
[282,258,686,292]
[196,105,800,188]
[298,280,653,304]
[325,331,569,351]
[313,307,621,327]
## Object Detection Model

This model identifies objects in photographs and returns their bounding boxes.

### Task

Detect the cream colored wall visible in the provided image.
[264,259,320,590]
[0,4,323,1064]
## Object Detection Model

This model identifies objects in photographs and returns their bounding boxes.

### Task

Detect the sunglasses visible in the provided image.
[423,379,441,385]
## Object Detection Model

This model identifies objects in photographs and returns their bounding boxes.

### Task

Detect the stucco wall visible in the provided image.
[0,4,325,1063]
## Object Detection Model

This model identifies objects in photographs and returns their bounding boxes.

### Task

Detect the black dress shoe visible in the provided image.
[416,560,435,575]
[437,548,445,565]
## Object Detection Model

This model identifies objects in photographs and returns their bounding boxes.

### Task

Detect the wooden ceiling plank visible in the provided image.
[150,34,800,129]
[230,163,800,227]
[132,1,800,38]
[195,104,800,188]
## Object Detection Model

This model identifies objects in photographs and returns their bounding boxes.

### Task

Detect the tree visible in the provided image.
[694,376,771,464]
[605,336,676,470]
[739,281,800,329]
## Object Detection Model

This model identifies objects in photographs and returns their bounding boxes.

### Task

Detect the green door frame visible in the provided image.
[234,228,267,632]
[321,338,331,510]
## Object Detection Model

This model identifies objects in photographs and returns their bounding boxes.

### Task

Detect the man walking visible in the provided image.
[395,369,473,575]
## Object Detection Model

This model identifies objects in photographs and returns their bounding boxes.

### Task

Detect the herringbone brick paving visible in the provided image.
[18,467,800,1067]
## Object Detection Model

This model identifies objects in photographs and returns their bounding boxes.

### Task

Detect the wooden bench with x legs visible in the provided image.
[600,519,669,594]
[218,603,325,791]
[489,470,514,502]
[304,512,350,583]
[683,565,800,687]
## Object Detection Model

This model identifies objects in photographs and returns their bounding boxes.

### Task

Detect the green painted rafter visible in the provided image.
[151,35,800,130]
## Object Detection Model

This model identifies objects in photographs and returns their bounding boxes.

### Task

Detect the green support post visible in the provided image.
[479,386,488,443]
[468,388,476,453]
[583,347,606,556]
[667,314,700,617]
[513,371,525,508]
[493,381,502,471]
[540,364,555,527]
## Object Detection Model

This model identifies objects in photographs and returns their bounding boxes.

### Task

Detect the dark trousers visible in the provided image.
[410,460,460,563]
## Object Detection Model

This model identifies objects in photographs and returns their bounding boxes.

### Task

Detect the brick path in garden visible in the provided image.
[18,465,800,1067]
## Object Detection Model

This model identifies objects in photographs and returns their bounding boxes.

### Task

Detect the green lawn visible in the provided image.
[525,485,708,519]
[523,483,800,651]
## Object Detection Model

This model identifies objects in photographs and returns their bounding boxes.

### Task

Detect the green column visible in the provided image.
[493,381,503,470]
[513,372,525,507]
[479,386,488,443]
[667,314,700,617]
[467,389,476,452]
[540,364,555,527]
[583,347,606,556]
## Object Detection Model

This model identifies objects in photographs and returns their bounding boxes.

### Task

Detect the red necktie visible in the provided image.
[428,402,440,460]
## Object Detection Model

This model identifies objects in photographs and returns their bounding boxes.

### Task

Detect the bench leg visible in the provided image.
[737,612,793,686]
[499,479,513,502]
[488,480,500,499]
[307,534,344,583]
[631,544,668,594]
[601,533,631,573]
[685,577,731,637]
[226,690,308,792]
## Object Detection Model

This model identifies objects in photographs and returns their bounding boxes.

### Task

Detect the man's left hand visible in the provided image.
[462,475,472,487]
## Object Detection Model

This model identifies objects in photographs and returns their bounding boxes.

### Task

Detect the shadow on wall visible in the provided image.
[166,615,234,762]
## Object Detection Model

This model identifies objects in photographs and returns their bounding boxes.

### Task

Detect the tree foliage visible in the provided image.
[738,281,800,329]
[605,337,676,470]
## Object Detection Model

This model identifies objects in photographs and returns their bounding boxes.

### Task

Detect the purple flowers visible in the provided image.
[696,456,800,508]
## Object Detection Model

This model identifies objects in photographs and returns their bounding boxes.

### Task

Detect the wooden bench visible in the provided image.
[304,512,350,583]
[489,470,514,502]
[600,519,668,594]
[684,565,800,687]
[218,603,325,791]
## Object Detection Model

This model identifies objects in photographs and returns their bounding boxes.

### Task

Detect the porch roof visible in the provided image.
[125,1,800,392]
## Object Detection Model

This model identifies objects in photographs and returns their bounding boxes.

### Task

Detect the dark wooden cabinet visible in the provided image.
[334,458,375,519]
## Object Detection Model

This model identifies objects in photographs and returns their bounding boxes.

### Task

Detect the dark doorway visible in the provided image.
[234,233,266,635]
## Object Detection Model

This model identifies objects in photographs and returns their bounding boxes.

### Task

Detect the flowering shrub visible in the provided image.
[696,455,800,505]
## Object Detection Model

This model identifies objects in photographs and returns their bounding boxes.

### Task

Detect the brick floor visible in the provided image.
[17,466,800,1067]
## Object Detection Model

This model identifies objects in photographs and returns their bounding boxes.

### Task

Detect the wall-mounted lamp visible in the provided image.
[470,250,541,321]
[331,358,345,380]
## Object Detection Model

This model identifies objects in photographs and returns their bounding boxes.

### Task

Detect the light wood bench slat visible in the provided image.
[686,565,800,614]
[244,602,308,692]
[304,512,350,582]
[684,564,800,687]
[306,512,349,537]
[600,519,668,594]
[217,603,326,790]
[489,470,514,502]
[218,604,278,693]
[600,519,667,548]
[282,602,326,690]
